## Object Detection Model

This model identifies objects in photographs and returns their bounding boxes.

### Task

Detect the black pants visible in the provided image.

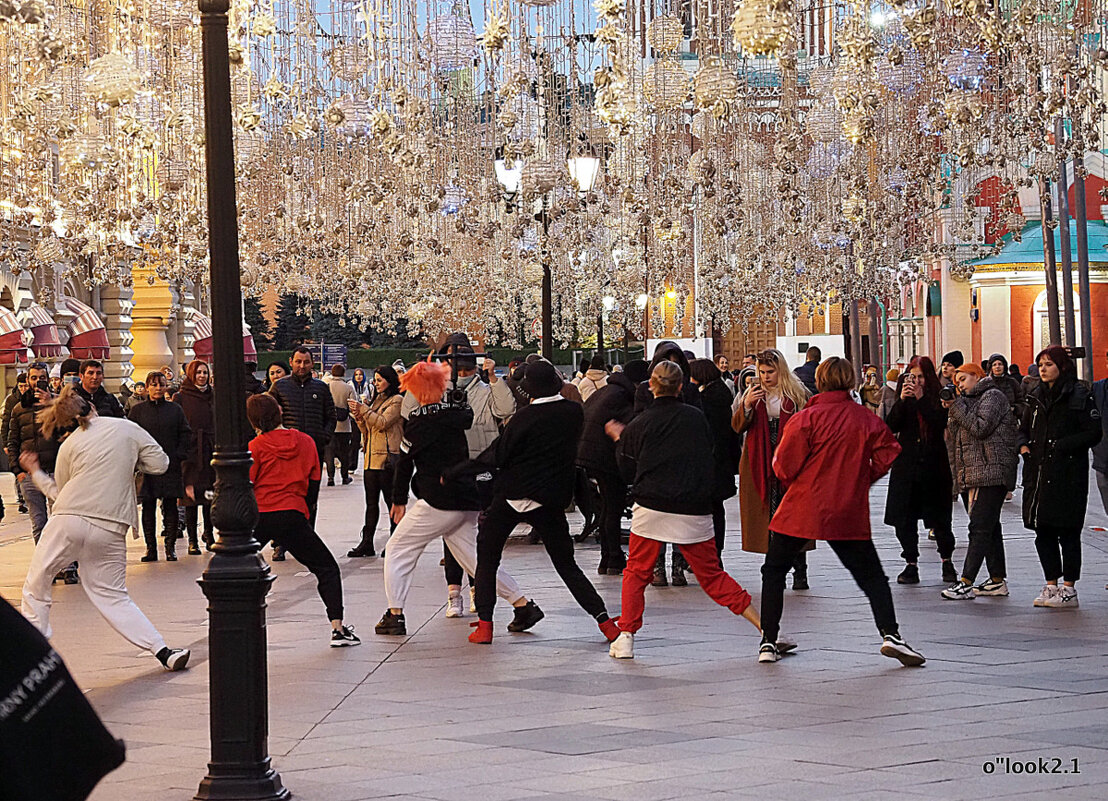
[712,500,726,561]
[359,465,396,551]
[324,432,352,482]
[961,486,1007,582]
[593,471,627,568]
[184,501,212,542]
[475,497,608,622]
[761,531,898,644]
[895,522,955,563]
[574,468,597,531]
[306,440,325,529]
[261,510,344,621]
[141,497,180,549]
[1034,525,1082,583]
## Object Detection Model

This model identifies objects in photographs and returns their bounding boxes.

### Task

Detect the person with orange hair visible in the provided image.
[374,360,537,637]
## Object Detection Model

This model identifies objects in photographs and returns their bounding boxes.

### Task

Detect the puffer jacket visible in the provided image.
[574,369,609,403]
[356,392,403,470]
[6,390,61,474]
[270,373,336,452]
[946,381,1018,495]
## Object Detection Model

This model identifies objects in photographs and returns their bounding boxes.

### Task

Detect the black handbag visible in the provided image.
[0,599,126,801]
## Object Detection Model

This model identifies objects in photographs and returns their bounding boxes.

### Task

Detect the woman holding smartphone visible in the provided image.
[348,365,404,557]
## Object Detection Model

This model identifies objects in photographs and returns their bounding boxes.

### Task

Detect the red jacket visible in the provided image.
[769,391,901,541]
[249,428,321,518]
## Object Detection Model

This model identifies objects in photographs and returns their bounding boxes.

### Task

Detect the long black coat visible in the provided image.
[576,373,637,479]
[176,382,215,501]
[698,378,739,501]
[128,398,191,498]
[883,393,953,529]
[1020,376,1102,530]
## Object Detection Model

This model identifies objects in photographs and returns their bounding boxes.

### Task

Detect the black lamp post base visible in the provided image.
[194,761,290,801]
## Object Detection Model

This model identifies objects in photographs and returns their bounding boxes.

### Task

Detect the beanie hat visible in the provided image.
[520,360,563,399]
[60,357,81,376]
[941,351,964,368]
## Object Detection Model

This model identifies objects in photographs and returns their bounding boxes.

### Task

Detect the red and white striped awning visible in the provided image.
[26,303,62,359]
[0,306,28,365]
[61,296,110,359]
[190,310,257,363]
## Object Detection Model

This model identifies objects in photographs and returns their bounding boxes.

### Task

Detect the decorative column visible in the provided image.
[99,282,135,386]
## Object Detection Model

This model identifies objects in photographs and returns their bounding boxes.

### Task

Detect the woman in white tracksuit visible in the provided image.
[20,386,191,671]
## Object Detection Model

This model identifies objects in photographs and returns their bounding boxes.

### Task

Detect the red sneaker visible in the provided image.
[599,618,621,642]
[468,620,493,644]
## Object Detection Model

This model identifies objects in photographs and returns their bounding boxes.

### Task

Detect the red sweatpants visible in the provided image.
[617,534,752,634]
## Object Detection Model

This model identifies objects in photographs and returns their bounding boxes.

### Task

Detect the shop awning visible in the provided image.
[190,311,257,364]
[26,303,62,359]
[0,307,28,365]
[62,296,110,359]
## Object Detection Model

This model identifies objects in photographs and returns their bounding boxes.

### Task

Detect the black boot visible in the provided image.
[140,548,158,562]
[165,538,177,561]
[187,535,201,556]
[202,531,215,551]
[348,530,376,557]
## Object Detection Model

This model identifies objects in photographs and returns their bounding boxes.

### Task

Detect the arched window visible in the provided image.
[1032,289,1081,352]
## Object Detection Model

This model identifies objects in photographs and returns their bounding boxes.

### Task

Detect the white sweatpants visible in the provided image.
[22,514,167,655]
[384,500,524,610]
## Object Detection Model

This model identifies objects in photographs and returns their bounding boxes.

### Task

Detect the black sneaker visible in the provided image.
[374,610,406,636]
[18,503,27,514]
[330,625,361,647]
[897,564,919,585]
[941,560,958,584]
[507,600,545,632]
[881,633,926,667]
[792,569,809,591]
[156,647,191,672]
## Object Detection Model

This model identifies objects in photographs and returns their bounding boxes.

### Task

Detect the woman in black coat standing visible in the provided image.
[1020,345,1102,609]
[884,356,958,586]
[176,360,216,551]
[690,359,740,563]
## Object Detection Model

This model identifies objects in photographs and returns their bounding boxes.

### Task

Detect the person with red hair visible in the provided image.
[374,360,537,637]
[883,355,958,585]
[1020,345,1102,609]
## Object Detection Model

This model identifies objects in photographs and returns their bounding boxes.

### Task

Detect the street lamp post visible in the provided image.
[194,0,287,799]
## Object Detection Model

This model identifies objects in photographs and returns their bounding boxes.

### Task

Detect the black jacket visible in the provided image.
[633,341,702,414]
[270,374,336,451]
[794,360,818,395]
[697,378,739,501]
[75,385,125,418]
[6,389,61,474]
[1,388,21,449]
[576,373,637,477]
[617,395,714,516]
[128,398,192,498]
[883,392,953,529]
[478,398,584,509]
[392,402,478,511]
[1020,376,1102,530]
[245,373,266,397]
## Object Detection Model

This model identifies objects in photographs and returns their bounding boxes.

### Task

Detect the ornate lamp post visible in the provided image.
[194,0,287,799]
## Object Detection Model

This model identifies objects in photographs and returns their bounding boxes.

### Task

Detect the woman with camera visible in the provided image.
[883,356,958,585]
[1019,346,1102,609]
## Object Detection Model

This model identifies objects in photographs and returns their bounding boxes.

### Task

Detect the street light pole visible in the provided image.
[195,0,287,799]
[540,201,553,361]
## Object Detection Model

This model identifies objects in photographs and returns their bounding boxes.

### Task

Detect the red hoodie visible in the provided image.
[249,428,321,518]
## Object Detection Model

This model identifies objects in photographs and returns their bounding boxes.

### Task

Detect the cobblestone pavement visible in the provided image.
[3,474,1108,801]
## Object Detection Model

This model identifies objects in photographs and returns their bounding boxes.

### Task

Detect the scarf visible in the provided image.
[747,393,796,504]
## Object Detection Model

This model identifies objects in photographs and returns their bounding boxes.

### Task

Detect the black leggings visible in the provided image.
[594,471,627,566]
[475,497,608,623]
[184,501,212,540]
[360,465,396,549]
[261,510,344,621]
[895,523,955,563]
[761,531,897,644]
[1034,525,1082,583]
[141,496,180,548]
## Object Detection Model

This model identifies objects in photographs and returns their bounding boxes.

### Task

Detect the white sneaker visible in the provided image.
[445,593,465,618]
[469,586,477,613]
[758,643,780,663]
[609,631,634,659]
[940,581,976,600]
[880,634,926,667]
[1033,584,1060,607]
[1044,585,1079,608]
[973,579,1009,597]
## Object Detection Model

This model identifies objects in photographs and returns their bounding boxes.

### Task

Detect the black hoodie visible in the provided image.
[391,401,479,511]
[577,372,637,476]
[633,341,702,414]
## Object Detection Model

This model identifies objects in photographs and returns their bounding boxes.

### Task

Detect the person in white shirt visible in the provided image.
[20,386,191,672]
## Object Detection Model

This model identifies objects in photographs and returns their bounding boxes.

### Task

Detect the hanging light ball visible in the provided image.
[647,14,684,53]
[329,95,372,138]
[327,42,371,82]
[806,141,851,180]
[83,52,142,106]
[157,159,190,192]
[876,45,923,94]
[805,98,843,143]
[731,0,792,56]
[643,59,690,110]
[441,184,468,215]
[427,6,477,71]
[942,48,988,91]
[693,56,739,116]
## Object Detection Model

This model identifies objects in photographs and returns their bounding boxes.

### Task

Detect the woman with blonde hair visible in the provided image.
[20,386,191,672]
[731,349,812,589]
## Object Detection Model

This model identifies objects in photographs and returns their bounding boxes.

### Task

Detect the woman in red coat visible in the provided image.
[757,357,926,667]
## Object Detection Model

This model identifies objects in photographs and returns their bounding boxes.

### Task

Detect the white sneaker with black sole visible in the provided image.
[940,581,976,600]
[445,593,465,618]
[973,579,1008,597]
[758,642,779,663]
[330,625,361,647]
[1044,586,1078,608]
[609,631,634,659]
[880,634,925,667]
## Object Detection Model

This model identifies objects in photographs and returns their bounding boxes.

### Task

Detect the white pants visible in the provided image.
[384,500,524,610]
[22,514,167,655]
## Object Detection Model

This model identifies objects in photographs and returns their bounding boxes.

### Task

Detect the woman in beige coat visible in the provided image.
[348,366,403,557]
[731,349,812,588]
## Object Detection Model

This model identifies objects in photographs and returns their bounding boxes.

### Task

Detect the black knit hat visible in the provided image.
[60,357,81,376]
[940,351,964,368]
[520,360,563,399]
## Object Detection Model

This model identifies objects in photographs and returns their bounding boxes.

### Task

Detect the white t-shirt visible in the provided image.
[630,504,714,545]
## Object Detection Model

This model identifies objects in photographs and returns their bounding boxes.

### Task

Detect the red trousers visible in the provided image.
[618,533,752,634]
